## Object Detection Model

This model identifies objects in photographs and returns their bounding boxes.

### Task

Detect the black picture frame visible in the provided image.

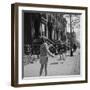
[11,3,88,87]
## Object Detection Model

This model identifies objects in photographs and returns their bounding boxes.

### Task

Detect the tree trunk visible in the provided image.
[70,14,73,56]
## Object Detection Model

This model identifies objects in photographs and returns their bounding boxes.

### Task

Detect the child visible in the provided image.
[40,39,54,76]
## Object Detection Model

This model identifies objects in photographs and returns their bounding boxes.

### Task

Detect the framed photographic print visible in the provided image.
[11,3,88,87]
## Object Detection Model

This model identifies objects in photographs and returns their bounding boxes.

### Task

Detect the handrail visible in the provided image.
[46,38,56,45]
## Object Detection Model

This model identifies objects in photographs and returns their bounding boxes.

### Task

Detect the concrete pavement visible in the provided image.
[24,50,80,77]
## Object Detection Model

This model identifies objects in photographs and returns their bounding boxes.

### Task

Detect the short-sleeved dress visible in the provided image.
[40,43,48,64]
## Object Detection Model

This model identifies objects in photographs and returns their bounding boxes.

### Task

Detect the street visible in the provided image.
[24,49,80,77]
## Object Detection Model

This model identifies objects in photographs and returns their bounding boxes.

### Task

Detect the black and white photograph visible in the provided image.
[11,3,87,87]
[23,12,81,77]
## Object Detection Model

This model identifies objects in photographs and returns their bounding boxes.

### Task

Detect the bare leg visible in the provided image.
[59,53,62,60]
[40,64,44,76]
[63,53,65,60]
[60,55,61,60]
[60,54,62,60]
[45,64,47,76]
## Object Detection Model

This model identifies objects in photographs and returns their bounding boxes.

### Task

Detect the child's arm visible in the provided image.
[44,43,55,57]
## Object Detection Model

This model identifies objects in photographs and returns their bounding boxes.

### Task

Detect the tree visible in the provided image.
[49,13,67,41]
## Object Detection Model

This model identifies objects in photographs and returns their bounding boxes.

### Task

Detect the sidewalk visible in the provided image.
[24,51,80,77]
